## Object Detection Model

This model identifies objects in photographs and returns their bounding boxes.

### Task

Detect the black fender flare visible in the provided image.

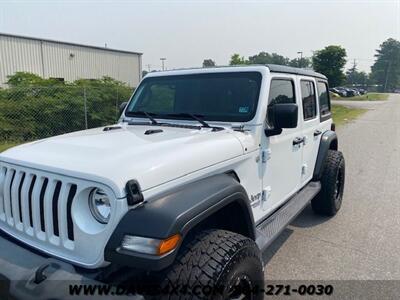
[105,174,255,270]
[313,130,338,180]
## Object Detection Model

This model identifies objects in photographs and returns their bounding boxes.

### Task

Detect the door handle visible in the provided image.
[314,130,322,137]
[293,137,304,146]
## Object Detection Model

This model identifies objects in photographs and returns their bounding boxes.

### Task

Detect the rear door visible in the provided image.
[298,77,320,184]
[316,80,333,133]
[300,79,333,185]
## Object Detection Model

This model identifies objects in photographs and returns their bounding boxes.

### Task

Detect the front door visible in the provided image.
[259,76,303,219]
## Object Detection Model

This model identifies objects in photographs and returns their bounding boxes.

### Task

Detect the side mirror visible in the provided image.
[265,103,298,137]
[119,102,128,115]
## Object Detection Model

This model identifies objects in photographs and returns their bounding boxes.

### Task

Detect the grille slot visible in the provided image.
[18,172,26,222]
[0,165,76,248]
[52,181,62,237]
[39,178,49,232]
[67,184,77,241]
[0,167,7,218]
[28,175,37,228]
[9,170,16,219]
[3,168,14,225]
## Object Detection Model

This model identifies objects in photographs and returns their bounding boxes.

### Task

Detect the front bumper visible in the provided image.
[0,231,142,300]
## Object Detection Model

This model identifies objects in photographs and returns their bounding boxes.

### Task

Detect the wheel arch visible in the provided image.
[183,198,255,240]
[313,130,338,180]
[105,173,256,270]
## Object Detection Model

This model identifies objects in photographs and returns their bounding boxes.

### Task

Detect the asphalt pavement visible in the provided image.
[264,94,400,283]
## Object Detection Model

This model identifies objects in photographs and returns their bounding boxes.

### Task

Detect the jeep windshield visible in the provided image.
[125,72,262,122]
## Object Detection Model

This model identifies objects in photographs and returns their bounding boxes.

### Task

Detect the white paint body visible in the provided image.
[0,66,331,268]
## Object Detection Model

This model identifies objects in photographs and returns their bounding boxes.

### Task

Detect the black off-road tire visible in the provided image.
[312,150,345,216]
[157,229,264,300]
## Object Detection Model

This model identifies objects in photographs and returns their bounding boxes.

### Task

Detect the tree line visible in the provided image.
[202,38,400,91]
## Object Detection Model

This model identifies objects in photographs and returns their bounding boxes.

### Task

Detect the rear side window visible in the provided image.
[317,81,331,116]
[301,80,317,120]
[268,79,295,105]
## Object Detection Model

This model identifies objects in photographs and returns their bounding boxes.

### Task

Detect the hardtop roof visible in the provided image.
[266,64,327,80]
[145,65,327,80]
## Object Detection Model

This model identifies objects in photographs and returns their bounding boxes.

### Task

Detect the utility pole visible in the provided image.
[297,51,303,68]
[146,64,151,72]
[160,58,166,71]
[351,59,357,85]
[384,60,392,93]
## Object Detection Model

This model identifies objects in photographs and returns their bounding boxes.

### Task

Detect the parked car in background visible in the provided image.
[330,87,368,98]
[340,87,357,97]
[348,88,360,96]
[330,87,347,97]
[356,88,367,95]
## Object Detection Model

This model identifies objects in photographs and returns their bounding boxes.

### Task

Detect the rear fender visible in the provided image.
[313,130,338,180]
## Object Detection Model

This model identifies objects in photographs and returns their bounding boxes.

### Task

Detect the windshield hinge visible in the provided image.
[261,149,271,163]
[232,125,251,132]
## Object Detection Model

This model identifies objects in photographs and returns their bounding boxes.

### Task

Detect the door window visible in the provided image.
[268,79,295,105]
[317,81,331,117]
[301,80,317,120]
[267,79,295,127]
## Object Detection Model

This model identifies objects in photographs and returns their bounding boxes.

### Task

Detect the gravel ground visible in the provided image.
[263,94,400,297]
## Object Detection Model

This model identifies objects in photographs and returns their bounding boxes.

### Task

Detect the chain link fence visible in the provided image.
[0,84,133,144]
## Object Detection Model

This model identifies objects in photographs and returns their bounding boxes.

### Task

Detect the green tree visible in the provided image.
[269,53,290,65]
[229,54,247,65]
[247,52,290,65]
[202,59,216,67]
[289,57,312,68]
[6,72,63,87]
[247,52,271,64]
[312,46,347,87]
[346,62,369,86]
[7,72,44,86]
[370,38,400,92]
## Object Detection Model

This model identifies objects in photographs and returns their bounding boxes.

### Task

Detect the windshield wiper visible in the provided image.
[166,113,211,128]
[127,111,160,125]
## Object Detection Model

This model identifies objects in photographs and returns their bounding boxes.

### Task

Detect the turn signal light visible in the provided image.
[121,234,181,256]
[158,234,181,255]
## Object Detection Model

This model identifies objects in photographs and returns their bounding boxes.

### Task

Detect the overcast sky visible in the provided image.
[1,0,399,73]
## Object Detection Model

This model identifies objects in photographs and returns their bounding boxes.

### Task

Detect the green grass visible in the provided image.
[334,92,389,101]
[332,104,367,126]
[0,142,19,153]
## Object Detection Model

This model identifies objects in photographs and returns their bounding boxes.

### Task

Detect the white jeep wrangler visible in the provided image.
[0,65,345,299]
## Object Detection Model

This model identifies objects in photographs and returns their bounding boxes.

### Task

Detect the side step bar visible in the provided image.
[255,181,321,253]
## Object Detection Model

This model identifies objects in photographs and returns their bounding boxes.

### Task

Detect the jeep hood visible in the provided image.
[0,125,244,196]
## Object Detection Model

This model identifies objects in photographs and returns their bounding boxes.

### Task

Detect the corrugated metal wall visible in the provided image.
[0,34,142,87]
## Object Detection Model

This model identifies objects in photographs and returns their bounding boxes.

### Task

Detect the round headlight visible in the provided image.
[89,188,111,224]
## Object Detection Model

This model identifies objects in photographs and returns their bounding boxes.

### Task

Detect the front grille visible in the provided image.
[0,165,76,249]
[0,160,124,268]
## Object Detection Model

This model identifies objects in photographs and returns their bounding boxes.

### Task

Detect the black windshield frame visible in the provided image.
[125,72,262,122]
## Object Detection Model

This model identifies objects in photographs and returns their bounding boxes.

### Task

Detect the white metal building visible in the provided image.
[0,33,142,87]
